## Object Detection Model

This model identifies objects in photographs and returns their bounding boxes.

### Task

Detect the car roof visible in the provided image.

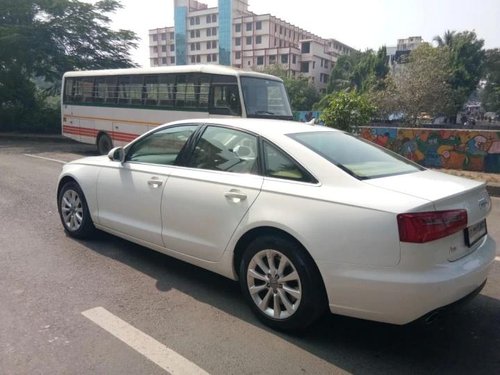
[165,118,339,138]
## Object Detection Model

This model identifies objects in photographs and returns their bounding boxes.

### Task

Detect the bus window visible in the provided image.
[144,75,160,106]
[117,76,131,104]
[81,77,94,103]
[176,74,187,108]
[209,84,241,116]
[240,76,292,119]
[159,74,175,108]
[64,78,76,104]
[130,75,143,106]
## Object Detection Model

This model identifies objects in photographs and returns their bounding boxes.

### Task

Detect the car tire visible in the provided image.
[239,235,327,331]
[97,133,113,155]
[58,181,96,239]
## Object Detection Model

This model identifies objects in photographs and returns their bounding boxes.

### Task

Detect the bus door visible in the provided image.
[209,75,242,117]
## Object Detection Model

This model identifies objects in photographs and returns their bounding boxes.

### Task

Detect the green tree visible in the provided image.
[260,65,320,111]
[320,90,375,132]
[372,43,454,124]
[0,0,138,131]
[481,49,500,112]
[327,47,389,94]
[433,30,486,120]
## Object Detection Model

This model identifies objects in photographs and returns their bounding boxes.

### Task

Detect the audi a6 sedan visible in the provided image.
[57,119,496,331]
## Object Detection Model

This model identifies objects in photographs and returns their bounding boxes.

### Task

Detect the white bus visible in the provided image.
[61,65,293,154]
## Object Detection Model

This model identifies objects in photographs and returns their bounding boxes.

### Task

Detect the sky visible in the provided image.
[107,0,500,67]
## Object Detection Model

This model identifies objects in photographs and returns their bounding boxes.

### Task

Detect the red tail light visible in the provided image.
[397,210,468,243]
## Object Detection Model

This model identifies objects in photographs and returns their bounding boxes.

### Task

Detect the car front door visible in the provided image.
[161,125,263,261]
[96,125,198,246]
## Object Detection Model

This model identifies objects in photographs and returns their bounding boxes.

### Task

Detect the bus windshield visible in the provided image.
[240,77,293,120]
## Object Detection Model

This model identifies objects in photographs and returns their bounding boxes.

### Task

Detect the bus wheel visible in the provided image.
[97,133,113,155]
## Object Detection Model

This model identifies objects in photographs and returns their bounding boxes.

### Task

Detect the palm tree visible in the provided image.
[433,30,457,47]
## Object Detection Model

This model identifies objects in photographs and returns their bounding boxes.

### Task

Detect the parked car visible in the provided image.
[57,118,496,331]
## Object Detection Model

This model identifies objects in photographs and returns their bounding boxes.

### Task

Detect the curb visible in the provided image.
[487,185,500,198]
[0,133,70,143]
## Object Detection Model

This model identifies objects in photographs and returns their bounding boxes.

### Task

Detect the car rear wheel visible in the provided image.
[58,181,95,239]
[240,235,326,331]
[97,133,113,155]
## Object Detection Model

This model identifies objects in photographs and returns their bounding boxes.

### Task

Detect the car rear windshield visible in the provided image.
[289,131,424,180]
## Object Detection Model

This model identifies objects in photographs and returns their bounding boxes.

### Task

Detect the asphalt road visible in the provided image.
[1,137,499,375]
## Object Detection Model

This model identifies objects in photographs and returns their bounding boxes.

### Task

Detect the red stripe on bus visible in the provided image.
[63,125,139,143]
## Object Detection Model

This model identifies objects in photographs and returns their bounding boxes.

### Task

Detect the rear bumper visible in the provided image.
[319,236,496,325]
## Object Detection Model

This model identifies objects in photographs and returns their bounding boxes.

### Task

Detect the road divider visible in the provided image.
[82,307,209,375]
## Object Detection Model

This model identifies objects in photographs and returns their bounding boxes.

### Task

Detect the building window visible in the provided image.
[195,17,200,25]
[292,54,296,64]
[246,36,252,45]
[170,57,175,64]
[196,42,200,50]
[313,61,316,69]
[257,56,264,65]
[152,34,158,42]
[170,32,175,39]
[162,57,167,64]
[170,44,175,52]
[235,24,241,33]
[301,42,310,54]
[207,28,211,37]
[197,55,201,63]
[212,27,217,36]
[190,44,195,51]
[153,58,158,65]
[324,60,328,69]
[206,15,211,23]
[153,46,158,53]
[300,62,309,73]
[161,45,167,52]
[235,51,241,59]
[190,30,195,38]
[196,30,200,38]
[246,22,252,31]
[212,14,217,23]
[212,41,217,49]
[161,33,167,40]
[191,56,195,63]
[235,37,241,46]
[207,54,212,62]
[212,54,217,62]
[280,26,283,34]
[256,35,262,44]
[256,21,262,30]
[281,54,288,64]
[190,17,194,26]
[207,41,211,49]
[269,55,276,64]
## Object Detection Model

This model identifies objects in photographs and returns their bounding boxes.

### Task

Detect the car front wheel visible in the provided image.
[58,181,95,239]
[240,235,326,331]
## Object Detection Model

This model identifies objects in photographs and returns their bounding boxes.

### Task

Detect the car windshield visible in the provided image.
[289,131,424,180]
[240,77,293,120]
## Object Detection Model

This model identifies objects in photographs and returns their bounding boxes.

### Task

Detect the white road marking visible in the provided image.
[495,256,500,262]
[82,307,209,375]
[24,154,66,164]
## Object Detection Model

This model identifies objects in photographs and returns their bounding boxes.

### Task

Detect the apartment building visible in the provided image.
[149,0,355,92]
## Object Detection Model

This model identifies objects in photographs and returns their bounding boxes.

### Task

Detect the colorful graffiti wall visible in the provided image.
[360,127,500,173]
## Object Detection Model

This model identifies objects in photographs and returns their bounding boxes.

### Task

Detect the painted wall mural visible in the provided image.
[360,127,500,173]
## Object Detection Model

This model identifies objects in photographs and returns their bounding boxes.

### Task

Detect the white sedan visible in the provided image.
[57,119,496,331]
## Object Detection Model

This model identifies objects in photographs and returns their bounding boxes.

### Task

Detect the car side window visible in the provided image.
[189,126,258,174]
[263,141,315,182]
[126,125,197,165]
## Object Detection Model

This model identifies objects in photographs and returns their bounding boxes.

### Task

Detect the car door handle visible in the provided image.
[147,177,163,189]
[224,189,247,202]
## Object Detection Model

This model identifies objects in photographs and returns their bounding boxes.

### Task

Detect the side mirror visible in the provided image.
[108,147,125,163]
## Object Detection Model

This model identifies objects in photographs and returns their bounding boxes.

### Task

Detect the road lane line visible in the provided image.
[82,307,209,375]
[24,154,66,164]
